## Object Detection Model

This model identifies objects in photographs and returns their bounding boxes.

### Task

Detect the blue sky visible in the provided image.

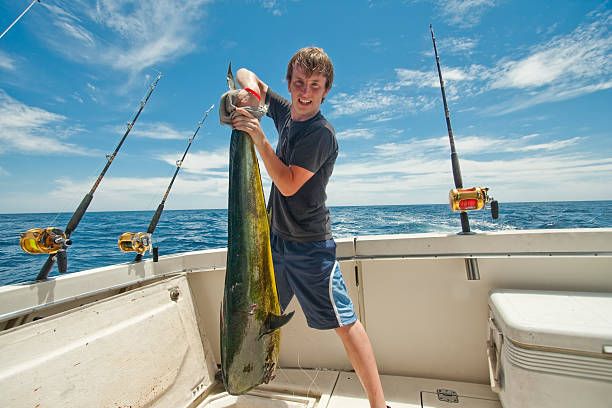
[0,0,611,214]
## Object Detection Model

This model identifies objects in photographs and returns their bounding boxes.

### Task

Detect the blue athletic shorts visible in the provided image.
[270,231,358,330]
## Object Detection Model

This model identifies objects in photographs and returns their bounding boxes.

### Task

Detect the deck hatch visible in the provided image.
[437,388,459,403]
[421,391,501,407]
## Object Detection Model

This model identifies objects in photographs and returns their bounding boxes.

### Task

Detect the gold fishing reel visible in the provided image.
[20,228,71,255]
[118,232,152,254]
[449,187,499,219]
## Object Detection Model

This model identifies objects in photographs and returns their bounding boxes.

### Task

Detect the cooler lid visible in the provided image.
[488,289,612,355]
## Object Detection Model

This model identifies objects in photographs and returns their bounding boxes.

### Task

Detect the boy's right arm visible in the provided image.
[235,68,268,108]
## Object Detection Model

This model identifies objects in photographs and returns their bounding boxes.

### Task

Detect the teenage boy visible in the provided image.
[229,47,389,408]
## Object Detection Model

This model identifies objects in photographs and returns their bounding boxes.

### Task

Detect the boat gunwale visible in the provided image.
[2,228,611,326]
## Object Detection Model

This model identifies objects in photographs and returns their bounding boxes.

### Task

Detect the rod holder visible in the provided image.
[465,257,480,280]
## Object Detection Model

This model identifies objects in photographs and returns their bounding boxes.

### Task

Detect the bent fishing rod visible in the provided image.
[20,73,163,281]
[430,25,498,280]
[118,104,215,263]
[0,0,41,40]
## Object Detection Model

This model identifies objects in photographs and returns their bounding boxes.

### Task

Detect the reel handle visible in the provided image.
[491,200,499,219]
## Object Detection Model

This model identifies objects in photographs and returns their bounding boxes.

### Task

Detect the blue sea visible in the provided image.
[1,201,611,286]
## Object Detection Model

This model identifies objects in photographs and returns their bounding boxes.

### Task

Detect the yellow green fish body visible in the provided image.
[220,66,293,395]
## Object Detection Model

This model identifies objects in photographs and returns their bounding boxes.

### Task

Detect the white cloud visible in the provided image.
[157,149,229,175]
[371,134,581,157]
[40,0,212,74]
[48,174,227,211]
[334,10,611,119]
[329,144,612,206]
[436,0,497,27]
[518,138,581,152]
[331,132,586,188]
[40,143,610,211]
[131,122,190,140]
[486,10,612,112]
[56,20,95,46]
[336,128,375,140]
[448,37,479,54]
[329,86,435,119]
[372,137,448,159]
[424,34,481,58]
[0,90,91,155]
[494,16,612,89]
[396,65,491,101]
[0,50,16,71]
[260,0,284,16]
[454,135,581,154]
[53,175,223,196]
[329,62,488,119]
[462,155,612,187]
[362,39,383,50]
[490,80,612,115]
[72,92,84,103]
[394,69,439,88]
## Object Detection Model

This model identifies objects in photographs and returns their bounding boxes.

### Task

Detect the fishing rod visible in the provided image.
[20,73,163,281]
[430,25,498,280]
[118,104,215,263]
[0,0,41,40]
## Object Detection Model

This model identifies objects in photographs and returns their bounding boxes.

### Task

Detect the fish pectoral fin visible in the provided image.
[270,310,295,330]
[261,310,295,336]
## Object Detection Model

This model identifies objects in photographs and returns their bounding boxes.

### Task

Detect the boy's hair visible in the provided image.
[286,47,334,90]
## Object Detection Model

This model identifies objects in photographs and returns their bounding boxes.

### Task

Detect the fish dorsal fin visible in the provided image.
[261,311,295,337]
[227,62,236,91]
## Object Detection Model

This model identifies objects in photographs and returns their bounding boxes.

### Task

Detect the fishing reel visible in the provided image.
[118,232,152,255]
[20,227,71,275]
[449,187,499,219]
[20,228,72,254]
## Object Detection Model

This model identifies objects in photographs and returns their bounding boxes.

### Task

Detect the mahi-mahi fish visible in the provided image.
[220,63,294,395]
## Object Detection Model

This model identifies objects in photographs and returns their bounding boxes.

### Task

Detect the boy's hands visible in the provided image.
[232,107,266,147]
[220,82,267,146]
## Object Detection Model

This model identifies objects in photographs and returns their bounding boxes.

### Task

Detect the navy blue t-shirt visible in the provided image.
[265,89,337,242]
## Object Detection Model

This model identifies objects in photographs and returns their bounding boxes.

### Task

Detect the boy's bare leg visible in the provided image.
[335,320,387,408]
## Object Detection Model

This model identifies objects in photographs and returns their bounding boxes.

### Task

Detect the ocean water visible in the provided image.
[1,201,611,286]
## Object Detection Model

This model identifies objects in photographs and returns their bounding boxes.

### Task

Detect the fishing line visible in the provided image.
[141,164,175,212]
[65,75,159,216]
[26,124,115,231]
[296,349,320,399]
[129,70,169,212]
[275,326,321,400]
[146,143,190,209]
[0,0,40,40]
[39,152,108,232]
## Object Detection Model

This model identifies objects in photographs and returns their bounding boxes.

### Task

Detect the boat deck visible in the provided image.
[198,368,501,407]
[3,229,611,407]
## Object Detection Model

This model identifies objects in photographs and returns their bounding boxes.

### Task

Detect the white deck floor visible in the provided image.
[198,369,501,408]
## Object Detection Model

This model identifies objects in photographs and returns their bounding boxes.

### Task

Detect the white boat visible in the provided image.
[1,227,611,407]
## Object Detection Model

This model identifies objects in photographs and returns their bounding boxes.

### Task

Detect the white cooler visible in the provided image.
[486,289,612,408]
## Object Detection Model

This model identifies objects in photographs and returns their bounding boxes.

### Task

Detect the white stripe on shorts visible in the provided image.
[328,261,343,326]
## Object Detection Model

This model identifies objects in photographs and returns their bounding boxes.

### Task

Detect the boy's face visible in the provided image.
[288,63,330,121]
